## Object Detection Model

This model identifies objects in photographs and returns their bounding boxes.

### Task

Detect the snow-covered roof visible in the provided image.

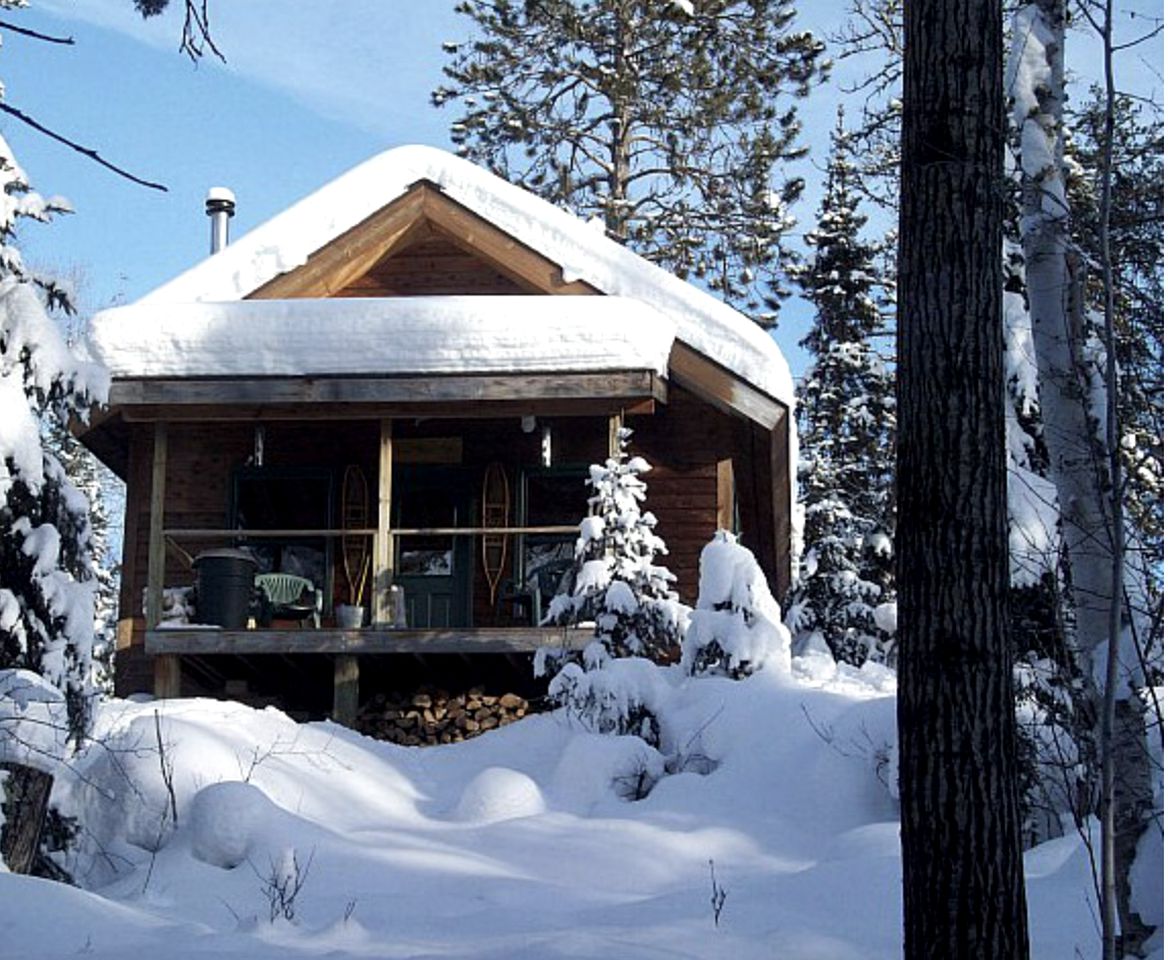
[94,145,792,406]
[90,296,674,380]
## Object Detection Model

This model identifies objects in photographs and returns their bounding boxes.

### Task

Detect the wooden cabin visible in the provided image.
[80,146,796,723]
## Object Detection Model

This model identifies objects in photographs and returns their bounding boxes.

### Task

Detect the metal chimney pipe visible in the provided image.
[205,187,236,254]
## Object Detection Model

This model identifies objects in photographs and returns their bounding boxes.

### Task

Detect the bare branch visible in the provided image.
[0,19,73,45]
[0,103,167,192]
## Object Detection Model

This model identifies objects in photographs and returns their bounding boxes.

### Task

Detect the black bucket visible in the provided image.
[194,549,257,628]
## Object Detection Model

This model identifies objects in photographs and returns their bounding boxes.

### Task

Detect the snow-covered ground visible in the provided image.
[0,652,1144,960]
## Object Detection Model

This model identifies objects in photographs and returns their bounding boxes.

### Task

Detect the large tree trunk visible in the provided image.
[897,1,1029,957]
[0,762,53,875]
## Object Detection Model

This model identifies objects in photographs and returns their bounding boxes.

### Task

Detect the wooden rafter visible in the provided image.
[247,181,599,301]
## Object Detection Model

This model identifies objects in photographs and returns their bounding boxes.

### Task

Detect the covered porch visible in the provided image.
[93,368,668,721]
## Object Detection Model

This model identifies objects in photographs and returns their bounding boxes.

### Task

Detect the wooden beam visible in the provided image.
[117,396,662,424]
[333,655,360,726]
[153,654,181,699]
[716,458,736,533]
[248,189,427,300]
[162,524,576,540]
[607,411,624,459]
[109,371,662,410]
[770,411,793,598]
[145,627,593,655]
[667,342,786,430]
[421,189,599,295]
[145,422,167,631]
[372,419,394,626]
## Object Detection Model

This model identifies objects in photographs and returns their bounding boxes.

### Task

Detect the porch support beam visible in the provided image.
[607,411,624,459]
[372,418,395,626]
[109,371,665,409]
[716,458,736,533]
[147,422,181,698]
[333,655,360,727]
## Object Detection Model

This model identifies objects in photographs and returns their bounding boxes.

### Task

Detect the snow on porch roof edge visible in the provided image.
[131,145,793,409]
[89,295,675,381]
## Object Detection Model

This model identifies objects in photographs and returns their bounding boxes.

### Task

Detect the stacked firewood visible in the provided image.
[355,686,534,746]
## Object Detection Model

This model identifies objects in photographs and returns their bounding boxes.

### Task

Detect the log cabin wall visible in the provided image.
[630,384,784,601]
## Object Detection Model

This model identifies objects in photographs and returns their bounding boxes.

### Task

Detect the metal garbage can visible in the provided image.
[193,549,257,628]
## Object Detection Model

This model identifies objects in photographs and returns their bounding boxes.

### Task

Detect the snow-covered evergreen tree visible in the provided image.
[683,531,791,678]
[546,427,684,661]
[538,428,685,744]
[44,422,119,695]
[0,130,108,745]
[434,0,826,326]
[785,110,896,667]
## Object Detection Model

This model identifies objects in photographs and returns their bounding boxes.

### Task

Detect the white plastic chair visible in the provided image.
[255,573,322,628]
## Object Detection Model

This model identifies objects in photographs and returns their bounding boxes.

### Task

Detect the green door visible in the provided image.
[394,466,473,628]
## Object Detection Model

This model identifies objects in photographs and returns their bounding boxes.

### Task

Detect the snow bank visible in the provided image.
[90,295,674,380]
[10,659,1134,959]
[107,145,791,406]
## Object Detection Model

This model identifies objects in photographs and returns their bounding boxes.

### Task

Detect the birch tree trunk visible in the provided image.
[1011,4,1155,954]
[897,1,1029,957]
[1013,0,1114,687]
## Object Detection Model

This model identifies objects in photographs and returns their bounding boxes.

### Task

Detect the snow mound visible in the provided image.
[683,533,792,677]
[189,780,278,869]
[550,734,666,811]
[453,766,546,824]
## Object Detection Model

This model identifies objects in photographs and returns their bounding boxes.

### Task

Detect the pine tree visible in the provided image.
[433,0,826,326]
[786,109,896,667]
[538,429,685,744]
[546,427,683,661]
[0,129,108,746]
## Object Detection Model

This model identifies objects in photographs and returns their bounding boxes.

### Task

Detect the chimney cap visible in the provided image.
[205,186,236,215]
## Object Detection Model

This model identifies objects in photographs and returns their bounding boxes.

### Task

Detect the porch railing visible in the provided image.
[150,524,578,629]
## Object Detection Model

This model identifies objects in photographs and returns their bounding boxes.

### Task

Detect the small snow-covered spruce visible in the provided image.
[682,531,791,679]
[785,109,896,668]
[538,428,685,744]
[0,132,109,748]
[545,427,684,661]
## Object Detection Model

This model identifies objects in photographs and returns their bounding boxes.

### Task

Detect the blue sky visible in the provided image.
[3,2,1162,377]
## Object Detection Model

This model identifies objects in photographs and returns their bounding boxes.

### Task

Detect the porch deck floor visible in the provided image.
[145,626,591,656]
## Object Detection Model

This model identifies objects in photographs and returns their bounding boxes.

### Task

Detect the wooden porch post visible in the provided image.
[607,411,624,459]
[335,418,395,727]
[770,411,792,598]
[333,655,360,727]
[716,458,736,534]
[372,417,395,625]
[147,422,180,698]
